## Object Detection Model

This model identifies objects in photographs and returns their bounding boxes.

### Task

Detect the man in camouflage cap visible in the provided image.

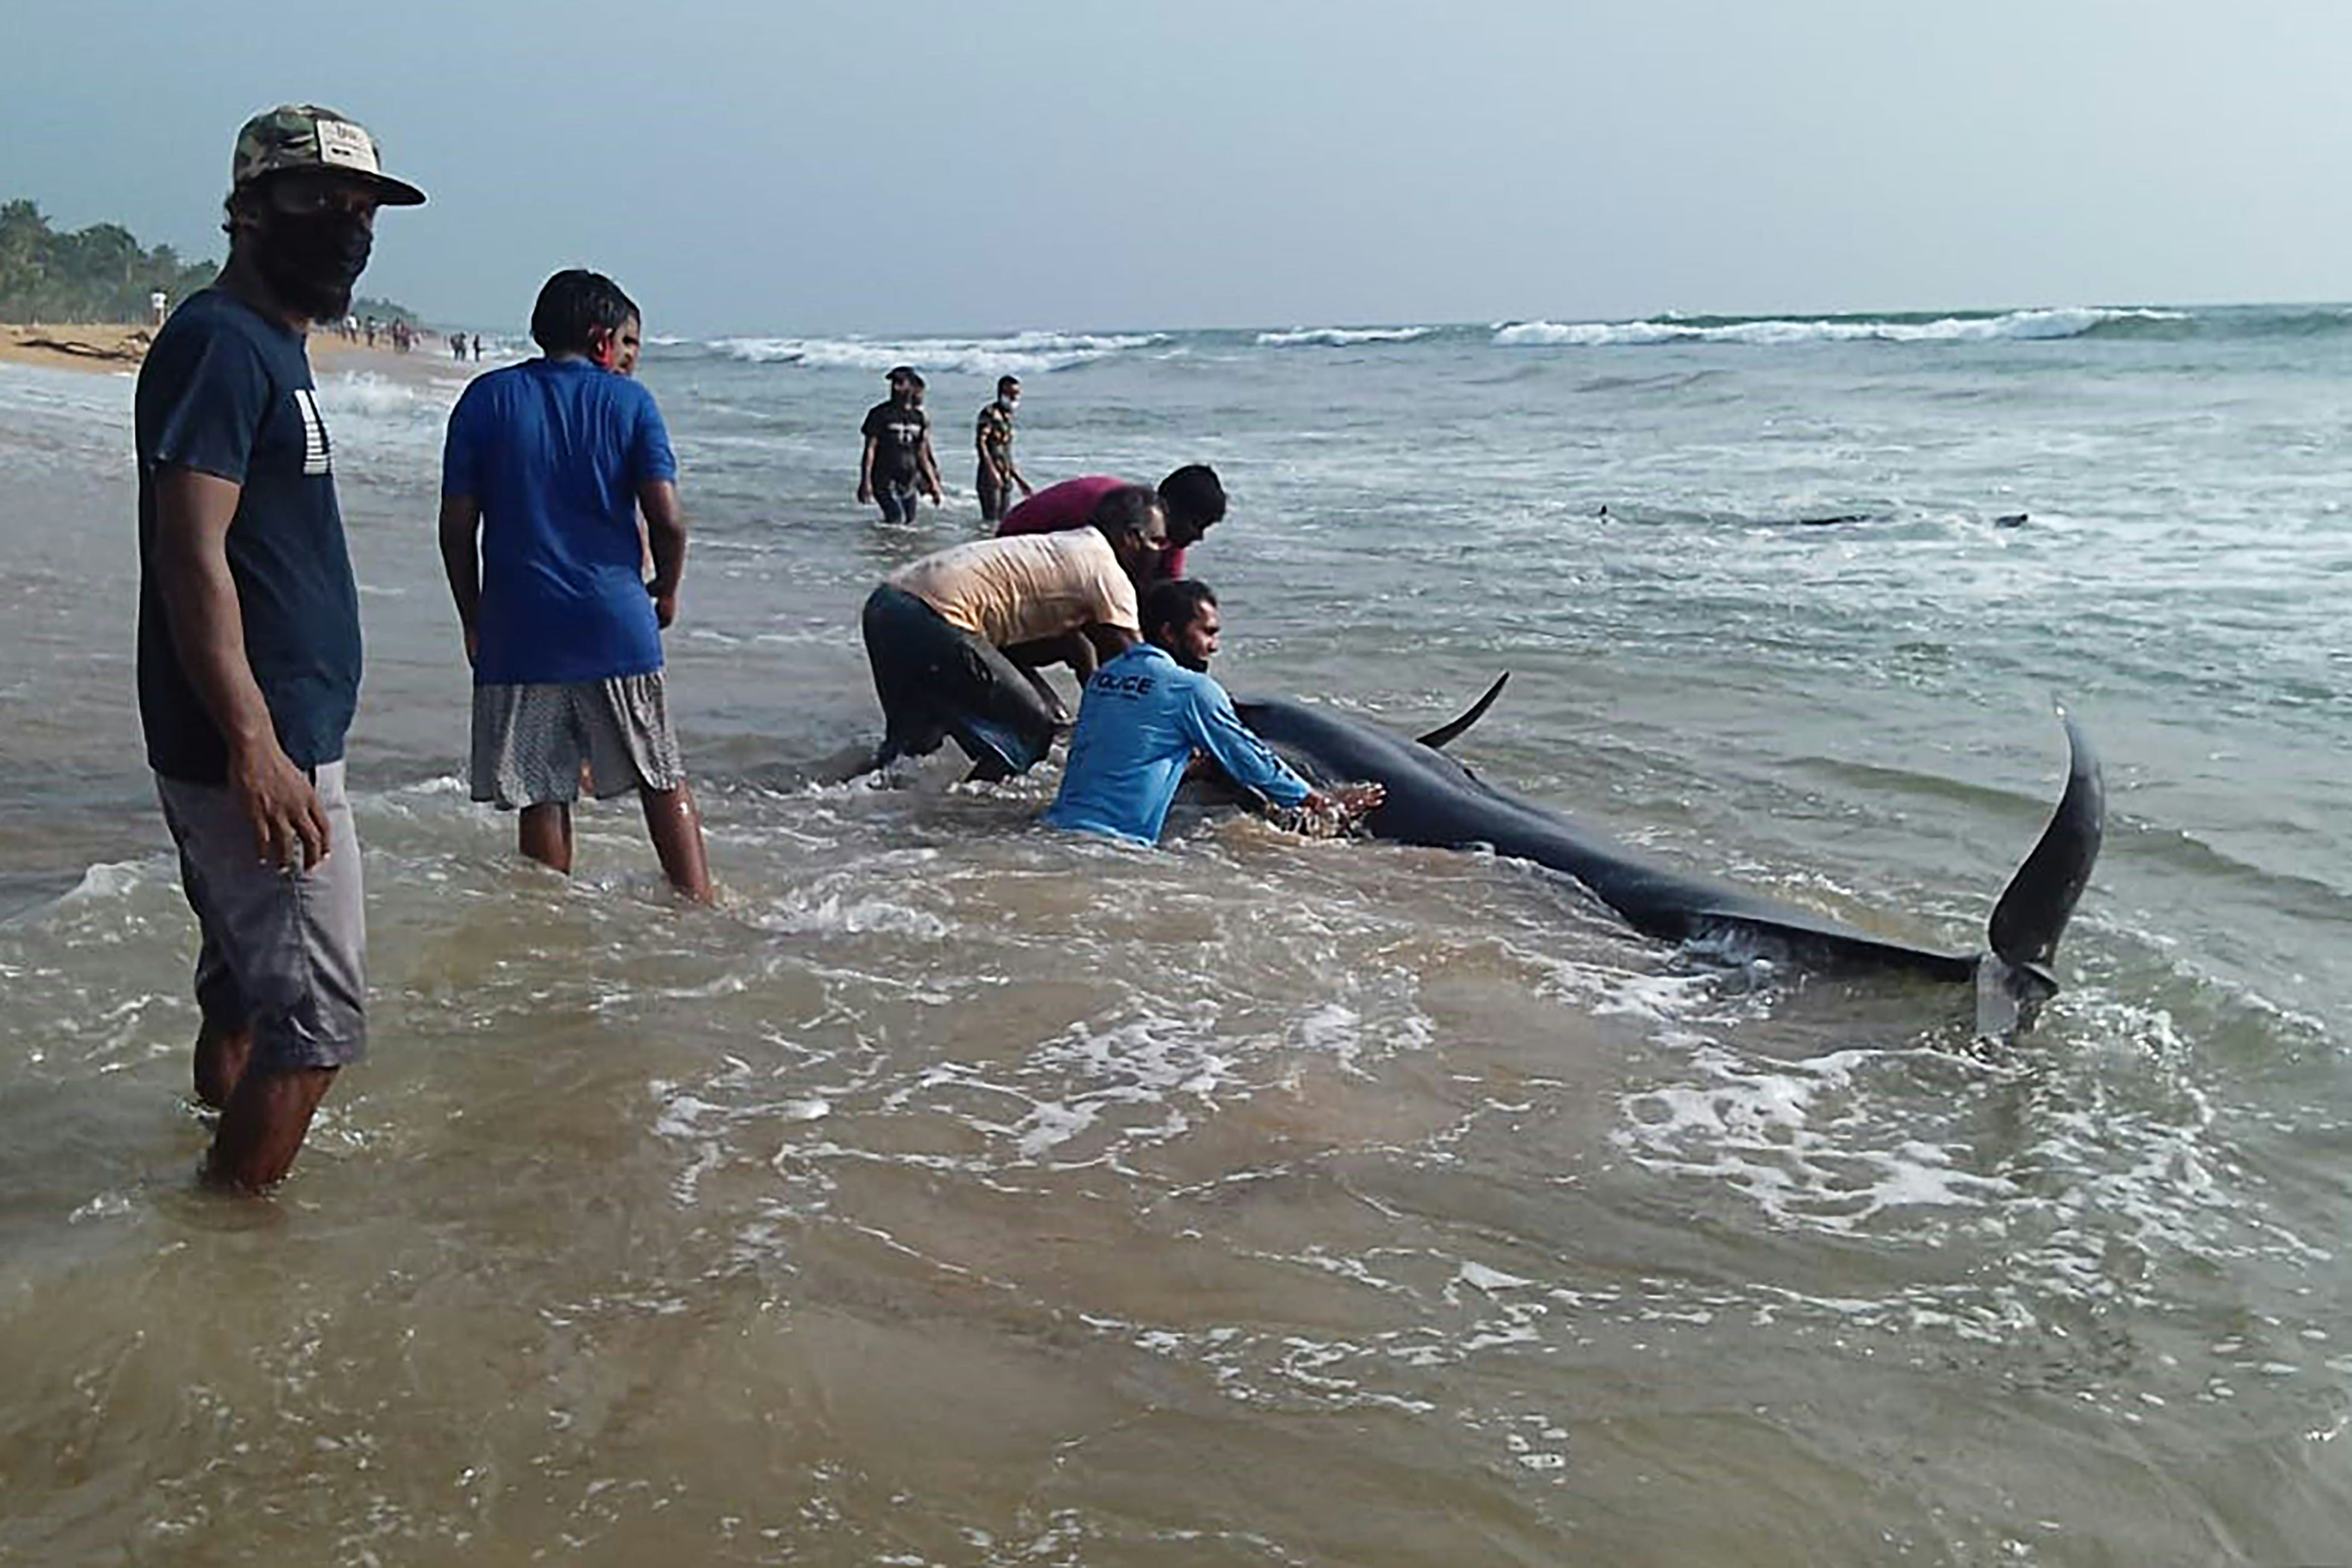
[133,106,422,1190]
[233,104,428,208]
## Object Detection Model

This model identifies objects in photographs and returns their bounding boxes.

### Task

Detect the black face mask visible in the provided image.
[254,209,373,322]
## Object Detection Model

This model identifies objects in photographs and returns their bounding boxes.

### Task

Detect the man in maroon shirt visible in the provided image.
[996,463,1225,581]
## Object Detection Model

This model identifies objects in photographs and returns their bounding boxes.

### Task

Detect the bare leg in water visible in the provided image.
[516,791,709,902]
[640,781,713,902]
[194,1015,251,1111]
[518,801,575,873]
[194,1016,338,1192]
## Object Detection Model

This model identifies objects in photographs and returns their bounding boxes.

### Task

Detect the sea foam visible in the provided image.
[1495,306,2189,348]
[1254,326,1434,347]
[706,329,1163,378]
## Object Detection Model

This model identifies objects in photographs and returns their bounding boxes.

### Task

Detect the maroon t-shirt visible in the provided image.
[997,473,1188,578]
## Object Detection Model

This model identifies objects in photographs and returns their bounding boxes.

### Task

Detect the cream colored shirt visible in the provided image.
[888,530,1139,646]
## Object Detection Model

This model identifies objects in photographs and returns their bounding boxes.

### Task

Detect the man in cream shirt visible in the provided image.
[859,485,1166,779]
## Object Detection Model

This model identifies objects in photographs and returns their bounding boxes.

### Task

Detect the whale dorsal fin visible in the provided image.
[1987,706,2105,971]
[1417,672,1511,750]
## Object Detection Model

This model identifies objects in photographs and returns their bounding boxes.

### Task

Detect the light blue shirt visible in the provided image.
[1045,643,1312,845]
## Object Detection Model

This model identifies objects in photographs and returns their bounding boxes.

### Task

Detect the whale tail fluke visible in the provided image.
[1976,707,2105,1038]
[1417,673,1511,750]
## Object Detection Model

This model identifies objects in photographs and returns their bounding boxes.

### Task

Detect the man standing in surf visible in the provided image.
[134,106,425,1190]
[974,375,1031,522]
[857,365,942,522]
[437,270,713,903]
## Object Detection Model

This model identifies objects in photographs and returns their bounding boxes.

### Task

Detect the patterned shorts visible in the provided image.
[470,672,686,808]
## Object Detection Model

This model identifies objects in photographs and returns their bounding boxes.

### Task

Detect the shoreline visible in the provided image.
[0,321,470,378]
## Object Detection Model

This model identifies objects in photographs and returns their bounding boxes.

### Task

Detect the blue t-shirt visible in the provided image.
[135,287,362,783]
[441,358,678,685]
[1045,643,1312,846]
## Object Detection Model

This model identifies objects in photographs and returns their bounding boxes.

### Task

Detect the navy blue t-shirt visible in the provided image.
[135,288,362,784]
[441,358,678,685]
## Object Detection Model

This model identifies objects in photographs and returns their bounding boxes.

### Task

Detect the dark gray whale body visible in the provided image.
[1230,678,2104,1037]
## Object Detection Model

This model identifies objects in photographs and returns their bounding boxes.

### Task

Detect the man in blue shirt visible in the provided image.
[1046,580,1383,846]
[438,270,712,900]
[137,105,425,1191]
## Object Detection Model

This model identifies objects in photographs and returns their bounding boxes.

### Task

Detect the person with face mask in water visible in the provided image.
[133,106,424,1191]
[973,375,1031,523]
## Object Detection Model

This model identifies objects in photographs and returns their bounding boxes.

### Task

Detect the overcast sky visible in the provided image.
[8,0,2350,336]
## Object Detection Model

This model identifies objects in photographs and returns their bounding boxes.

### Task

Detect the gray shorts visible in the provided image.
[471,671,686,807]
[156,758,368,1072]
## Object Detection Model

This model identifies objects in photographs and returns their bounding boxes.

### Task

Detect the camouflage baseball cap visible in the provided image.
[231,104,426,206]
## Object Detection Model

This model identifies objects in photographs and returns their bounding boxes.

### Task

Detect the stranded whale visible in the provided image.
[1228,677,2104,1039]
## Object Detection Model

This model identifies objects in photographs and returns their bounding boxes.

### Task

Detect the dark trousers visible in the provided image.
[977,465,1012,522]
[861,585,1060,774]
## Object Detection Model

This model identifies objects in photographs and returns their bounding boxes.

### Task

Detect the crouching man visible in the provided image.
[860,486,1165,781]
[1045,579,1382,845]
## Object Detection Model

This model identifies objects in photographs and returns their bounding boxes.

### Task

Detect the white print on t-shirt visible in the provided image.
[292,388,332,476]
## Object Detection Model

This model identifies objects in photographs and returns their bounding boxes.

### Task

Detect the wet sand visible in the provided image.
[0,320,461,376]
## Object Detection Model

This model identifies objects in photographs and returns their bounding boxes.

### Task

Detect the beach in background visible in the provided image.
[2,304,2348,1563]
[0,321,474,374]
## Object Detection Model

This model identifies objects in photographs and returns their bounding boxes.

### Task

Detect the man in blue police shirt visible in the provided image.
[1046,580,1383,846]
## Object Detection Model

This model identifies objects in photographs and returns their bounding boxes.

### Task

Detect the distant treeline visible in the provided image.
[0,200,214,324]
[0,200,416,326]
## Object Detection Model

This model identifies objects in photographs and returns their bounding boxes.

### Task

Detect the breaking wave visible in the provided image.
[702,330,1164,377]
[1254,326,1435,347]
[1495,307,2192,348]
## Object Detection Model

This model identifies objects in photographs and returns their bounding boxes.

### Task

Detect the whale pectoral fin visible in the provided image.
[1417,672,1511,751]
[1986,707,2105,974]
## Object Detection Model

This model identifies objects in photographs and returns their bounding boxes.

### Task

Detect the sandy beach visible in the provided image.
[0,320,463,376]
[0,322,154,370]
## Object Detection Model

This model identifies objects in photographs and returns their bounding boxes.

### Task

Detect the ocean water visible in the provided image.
[2,303,2349,1564]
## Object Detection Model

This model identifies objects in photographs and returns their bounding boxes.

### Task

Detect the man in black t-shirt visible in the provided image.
[136,104,423,1192]
[856,365,941,522]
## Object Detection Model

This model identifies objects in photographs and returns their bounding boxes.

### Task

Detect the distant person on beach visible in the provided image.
[134,103,425,1191]
[859,484,1166,780]
[1046,578,1382,846]
[974,375,1031,522]
[437,268,712,902]
[857,365,941,522]
[149,289,168,327]
[999,464,1227,581]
